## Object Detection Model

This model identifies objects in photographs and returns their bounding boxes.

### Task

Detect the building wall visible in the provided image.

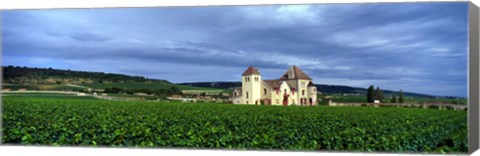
[271,90,279,105]
[241,75,262,104]
[308,86,318,105]
[296,79,310,105]
[283,80,296,105]
[278,81,293,106]
[232,89,242,104]
[260,82,272,105]
[232,96,242,104]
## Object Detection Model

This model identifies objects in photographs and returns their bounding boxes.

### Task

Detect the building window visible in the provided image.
[314,88,316,92]
[234,92,237,97]
[302,90,305,96]
[301,82,306,87]
[246,92,249,99]
[264,88,267,95]
[284,89,287,94]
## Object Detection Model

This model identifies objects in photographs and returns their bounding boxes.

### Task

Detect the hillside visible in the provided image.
[1,66,224,93]
[178,82,435,98]
[2,65,166,84]
[178,81,242,89]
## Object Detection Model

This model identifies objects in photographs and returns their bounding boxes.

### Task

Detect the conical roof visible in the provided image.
[242,66,261,76]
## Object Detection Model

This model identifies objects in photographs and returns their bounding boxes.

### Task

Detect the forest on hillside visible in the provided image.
[2,66,168,85]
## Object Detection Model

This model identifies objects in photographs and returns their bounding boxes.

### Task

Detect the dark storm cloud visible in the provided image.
[2,2,468,96]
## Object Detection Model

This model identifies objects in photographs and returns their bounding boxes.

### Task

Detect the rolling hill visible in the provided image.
[1,66,224,92]
[3,65,159,84]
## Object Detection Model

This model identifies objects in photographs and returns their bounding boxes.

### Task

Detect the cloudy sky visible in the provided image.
[2,2,468,97]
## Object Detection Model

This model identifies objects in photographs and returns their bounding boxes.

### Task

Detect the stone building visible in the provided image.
[231,66,317,106]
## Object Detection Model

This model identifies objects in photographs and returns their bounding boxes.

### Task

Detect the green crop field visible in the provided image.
[2,92,81,97]
[82,82,225,91]
[1,95,467,153]
[3,82,228,93]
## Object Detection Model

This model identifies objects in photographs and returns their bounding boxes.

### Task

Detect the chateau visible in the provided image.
[231,66,318,106]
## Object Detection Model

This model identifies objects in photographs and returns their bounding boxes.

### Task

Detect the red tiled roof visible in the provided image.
[263,80,280,88]
[242,66,261,76]
[279,65,312,80]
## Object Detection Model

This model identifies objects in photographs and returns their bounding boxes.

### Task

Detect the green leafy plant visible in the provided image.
[1,96,467,153]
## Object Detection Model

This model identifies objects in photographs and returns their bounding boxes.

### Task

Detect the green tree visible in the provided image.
[399,89,404,103]
[367,85,375,103]
[379,90,384,102]
[391,96,396,103]
[374,87,384,102]
[104,87,123,94]
[167,86,182,95]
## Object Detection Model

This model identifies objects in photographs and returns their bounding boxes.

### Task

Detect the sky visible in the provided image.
[2,2,469,97]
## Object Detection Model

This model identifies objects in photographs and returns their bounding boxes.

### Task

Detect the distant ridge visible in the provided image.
[2,65,170,85]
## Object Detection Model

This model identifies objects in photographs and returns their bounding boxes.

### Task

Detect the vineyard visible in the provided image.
[1,96,467,153]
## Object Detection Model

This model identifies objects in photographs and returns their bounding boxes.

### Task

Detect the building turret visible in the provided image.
[241,66,262,104]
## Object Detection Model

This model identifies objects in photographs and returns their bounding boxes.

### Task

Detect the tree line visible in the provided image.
[3,66,166,84]
[367,85,404,103]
